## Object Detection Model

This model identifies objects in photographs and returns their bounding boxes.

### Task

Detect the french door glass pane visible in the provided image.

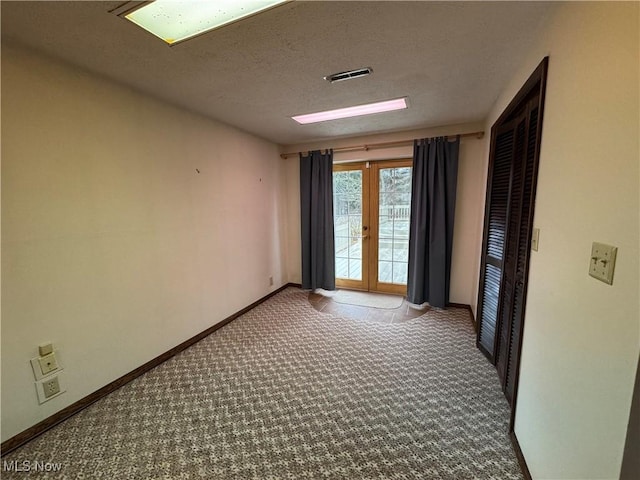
[378,166,412,285]
[333,170,363,281]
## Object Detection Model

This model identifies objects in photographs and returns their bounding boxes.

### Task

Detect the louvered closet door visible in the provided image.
[496,113,527,387]
[476,120,518,360]
[479,97,541,402]
[476,58,547,414]
[502,99,540,402]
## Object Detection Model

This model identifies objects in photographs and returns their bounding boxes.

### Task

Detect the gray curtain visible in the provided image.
[300,150,335,290]
[407,136,460,308]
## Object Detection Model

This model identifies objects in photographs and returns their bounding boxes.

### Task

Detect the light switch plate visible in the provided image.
[531,228,540,252]
[589,242,617,285]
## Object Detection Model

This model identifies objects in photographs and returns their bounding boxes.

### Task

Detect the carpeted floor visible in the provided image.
[2,287,522,479]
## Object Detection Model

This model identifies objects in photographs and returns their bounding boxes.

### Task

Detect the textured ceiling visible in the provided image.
[1,1,555,145]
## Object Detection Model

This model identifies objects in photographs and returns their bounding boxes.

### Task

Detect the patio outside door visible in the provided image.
[333,160,412,295]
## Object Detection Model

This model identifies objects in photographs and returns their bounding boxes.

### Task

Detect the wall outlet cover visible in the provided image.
[35,371,66,404]
[42,376,61,398]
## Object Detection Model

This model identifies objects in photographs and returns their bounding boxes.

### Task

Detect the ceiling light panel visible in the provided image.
[124,0,289,45]
[292,98,408,125]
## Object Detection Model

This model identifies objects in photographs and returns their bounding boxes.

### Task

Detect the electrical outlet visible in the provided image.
[35,372,66,404]
[43,376,60,398]
[269,276,274,286]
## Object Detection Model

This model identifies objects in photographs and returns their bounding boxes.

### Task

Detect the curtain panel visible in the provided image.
[300,150,335,290]
[407,137,460,308]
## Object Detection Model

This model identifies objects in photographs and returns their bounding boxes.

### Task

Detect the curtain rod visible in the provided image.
[279,130,484,159]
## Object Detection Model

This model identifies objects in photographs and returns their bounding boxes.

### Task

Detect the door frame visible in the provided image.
[475,57,548,431]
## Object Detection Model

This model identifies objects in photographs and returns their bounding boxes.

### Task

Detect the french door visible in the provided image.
[333,160,412,294]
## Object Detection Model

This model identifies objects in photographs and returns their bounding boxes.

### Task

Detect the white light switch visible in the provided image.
[531,228,540,252]
[589,242,617,285]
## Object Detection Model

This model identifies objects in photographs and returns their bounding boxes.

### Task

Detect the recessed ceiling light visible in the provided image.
[291,98,408,125]
[121,0,289,45]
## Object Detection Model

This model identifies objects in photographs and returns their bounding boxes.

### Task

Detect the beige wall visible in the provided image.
[481,3,639,478]
[1,44,288,441]
[284,158,302,285]
[282,123,487,307]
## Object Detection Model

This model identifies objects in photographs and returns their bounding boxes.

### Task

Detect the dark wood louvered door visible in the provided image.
[476,58,548,411]
[504,100,540,401]
[477,120,518,360]
[495,113,527,388]
[496,98,540,403]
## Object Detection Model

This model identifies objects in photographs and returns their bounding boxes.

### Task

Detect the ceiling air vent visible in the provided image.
[324,67,373,83]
